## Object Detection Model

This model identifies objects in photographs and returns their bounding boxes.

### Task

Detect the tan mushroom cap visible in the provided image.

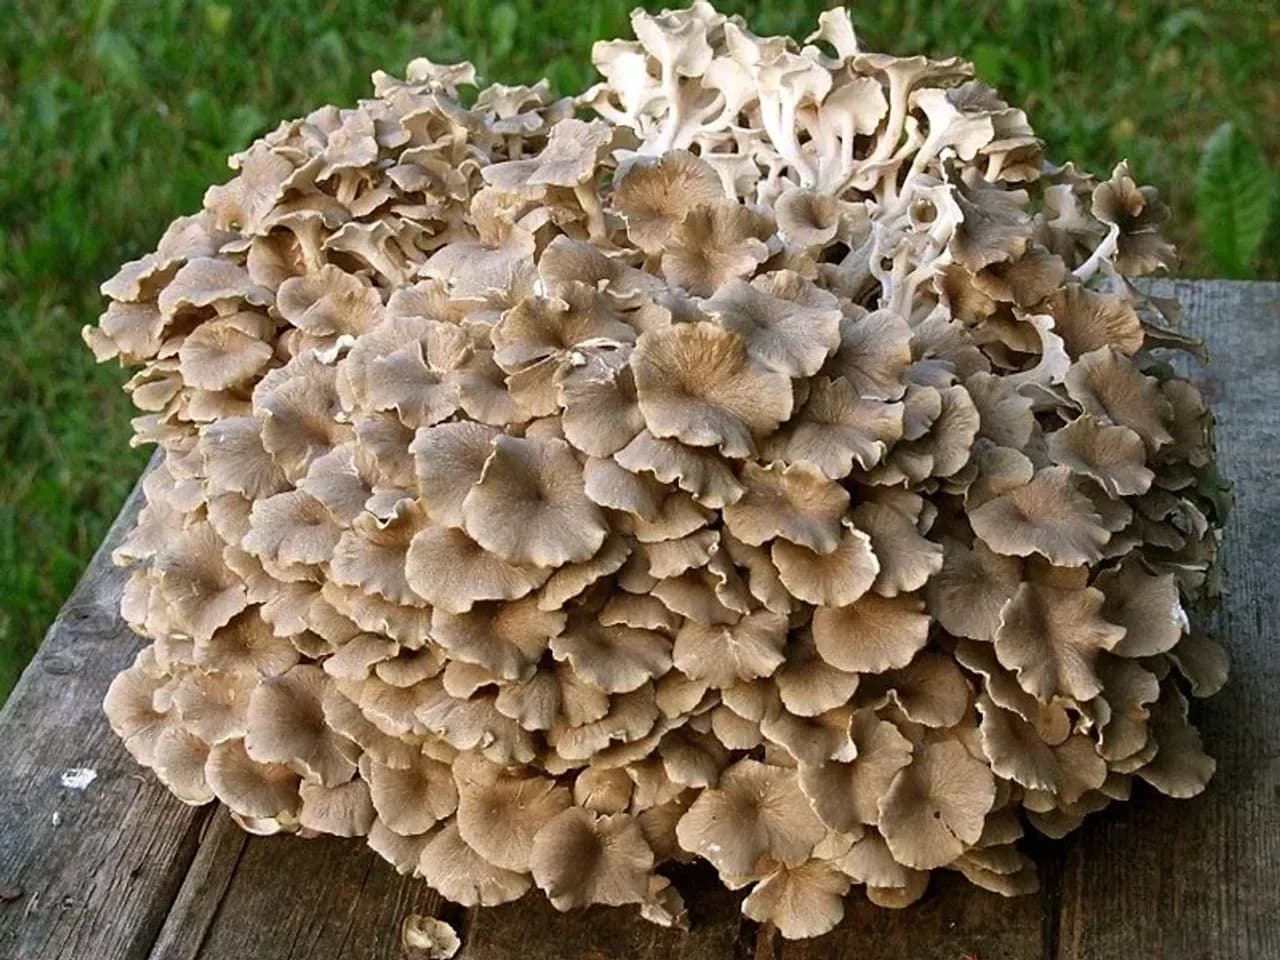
[244,665,359,786]
[366,753,457,836]
[613,150,724,252]
[703,271,842,378]
[772,522,880,607]
[530,808,655,910]
[462,434,608,567]
[970,466,1111,567]
[1096,557,1184,657]
[994,579,1125,702]
[812,593,931,674]
[768,376,904,479]
[406,521,550,613]
[299,778,376,836]
[924,538,1021,642]
[676,758,825,877]
[799,710,913,832]
[455,758,571,871]
[631,322,793,458]
[418,821,532,907]
[743,859,851,939]
[722,460,849,553]
[660,199,772,296]
[206,738,301,820]
[672,609,788,689]
[877,738,996,870]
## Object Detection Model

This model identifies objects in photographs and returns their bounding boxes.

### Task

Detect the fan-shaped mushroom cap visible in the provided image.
[631,322,793,458]
[154,522,249,641]
[773,523,880,607]
[1136,688,1216,798]
[877,738,996,870]
[661,199,772,296]
[206,738,301,820]
[723,461,849,553]
[431,598,564,681]
[461,434,607,567]
[530,808,655,910]
[1064,347,1172,453]
[365,753,457,836]
[703,271,841,378]
[766,376,904,479]
[406,521,550,613]
[299,778,376,836]
[418,821,533,907]
[455,758,571,871]
[672,609,788,688]
[812,593,931,674]
[614,150,724,252]
[103,652,174,766]
[775,187,844,247]
[1096,557,1184,657]
[676,758,825,877]
[994,580,1125,702]
[244,665,359,786]
[799,710,913,832]
[970,466,1111,566]
[551,618,672,694]
[743,859,851,939]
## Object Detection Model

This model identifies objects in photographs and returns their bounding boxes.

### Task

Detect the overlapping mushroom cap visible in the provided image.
[93,2,1229,943]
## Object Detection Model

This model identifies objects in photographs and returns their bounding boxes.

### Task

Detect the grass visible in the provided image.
[1,0,1276,703]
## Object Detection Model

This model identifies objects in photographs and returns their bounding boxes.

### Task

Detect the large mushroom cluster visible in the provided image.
[91,3,1230,941]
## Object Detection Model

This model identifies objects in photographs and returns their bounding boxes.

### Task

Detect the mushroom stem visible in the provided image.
[1072,222,1121,283]
[650,60,685,156]
[573,182,609,242]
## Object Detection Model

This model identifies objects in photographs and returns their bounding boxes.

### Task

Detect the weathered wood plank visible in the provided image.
[146,810,247,960]
[457,863,745,960]
[0,458,214,960]
[770,867,1052,960]
[1055,280,1280,960]
[178,831,448,960]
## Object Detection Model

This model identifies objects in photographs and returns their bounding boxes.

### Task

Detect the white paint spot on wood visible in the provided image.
[60,767,97,791]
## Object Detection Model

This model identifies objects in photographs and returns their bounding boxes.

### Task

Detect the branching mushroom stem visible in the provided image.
[758,88,817,188]
[866,70,912,168]
[1072,222,1121,284]
[649,59,686,156]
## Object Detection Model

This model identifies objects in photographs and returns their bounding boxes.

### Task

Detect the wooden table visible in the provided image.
[2,280,1277,960]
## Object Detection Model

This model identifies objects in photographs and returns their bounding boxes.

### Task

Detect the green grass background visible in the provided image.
[1,0,1276,703]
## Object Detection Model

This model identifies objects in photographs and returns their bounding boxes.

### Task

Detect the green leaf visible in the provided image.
[1195,122,1274,277]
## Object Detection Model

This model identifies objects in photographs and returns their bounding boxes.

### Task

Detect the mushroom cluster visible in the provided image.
[91,3,1230,940]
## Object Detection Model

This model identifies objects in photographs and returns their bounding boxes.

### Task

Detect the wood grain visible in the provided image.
[771,868,1053,960]
[181,831,449,960]
[1055,280,1280,960]
[2,282,1277,960]
[458,863,744,960]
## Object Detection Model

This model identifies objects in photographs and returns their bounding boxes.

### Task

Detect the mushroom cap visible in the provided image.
[530,808,655,910]
[675,758,825,877]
